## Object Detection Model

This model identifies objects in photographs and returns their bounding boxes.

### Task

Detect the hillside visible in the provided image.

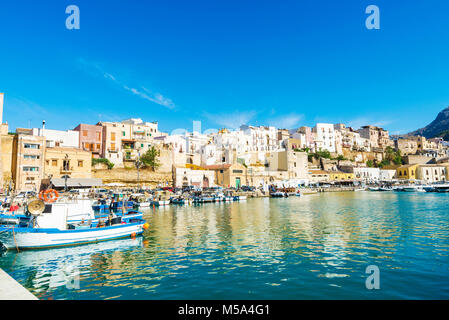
[409,106,449,139]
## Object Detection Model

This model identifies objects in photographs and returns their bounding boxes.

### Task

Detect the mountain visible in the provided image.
[408,106,449,139]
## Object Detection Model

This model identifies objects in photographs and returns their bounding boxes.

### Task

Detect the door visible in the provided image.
[235,177,241,189]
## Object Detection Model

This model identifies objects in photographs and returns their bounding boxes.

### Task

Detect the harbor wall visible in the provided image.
[92,168,173,187]
[0,268,38,300]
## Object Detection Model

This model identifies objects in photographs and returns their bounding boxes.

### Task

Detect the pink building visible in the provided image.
[73,124,103,158]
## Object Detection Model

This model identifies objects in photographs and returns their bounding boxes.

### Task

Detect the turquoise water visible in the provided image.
[1,192,448,300]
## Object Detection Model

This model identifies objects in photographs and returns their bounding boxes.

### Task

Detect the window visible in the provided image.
[97,144,101,150]
[111,133,116,141]
[24,143,40,149]
[78,160,84,167]
[96,132,101,140]
[111,143,116,151]
[52,160,58,166]
[122,131,126,136]
[24,155,40,160]
[63,160,70,171]
[83,130,88,137]
[23,167,39,172]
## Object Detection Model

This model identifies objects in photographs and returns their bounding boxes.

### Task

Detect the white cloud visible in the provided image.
[203,110,257,129]
[78,58,175,110]
[267,113,303,129]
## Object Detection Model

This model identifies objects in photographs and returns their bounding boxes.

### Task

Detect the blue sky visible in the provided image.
[1,0,449,135]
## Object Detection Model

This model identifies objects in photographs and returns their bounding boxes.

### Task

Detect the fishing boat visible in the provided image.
[378,187,393,192]
[368,187,380,191]
[431,184,449,193]
[151,191,171,206]
[234,195,247,201]
[0,198,148,251]
[402,185,418,192]
[214,193,225,202]
[130,194,152,208]
[0,199,143,228]
[270,191,288,198]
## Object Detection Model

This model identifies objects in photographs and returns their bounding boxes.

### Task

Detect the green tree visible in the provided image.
[366,160,374,168]
[140,146,161,171]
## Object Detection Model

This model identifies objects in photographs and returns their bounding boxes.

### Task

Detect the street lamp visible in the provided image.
[136,148,142,189]
[64,154,69,193]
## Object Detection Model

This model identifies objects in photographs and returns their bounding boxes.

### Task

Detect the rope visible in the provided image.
[12,226,19,252]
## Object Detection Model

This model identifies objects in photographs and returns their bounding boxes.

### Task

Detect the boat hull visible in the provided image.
[0,222,144,251]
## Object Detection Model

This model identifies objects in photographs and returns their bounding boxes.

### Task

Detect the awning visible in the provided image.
[51,178,103,188]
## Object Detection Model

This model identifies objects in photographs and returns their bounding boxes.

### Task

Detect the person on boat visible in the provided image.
[9,202,19,215]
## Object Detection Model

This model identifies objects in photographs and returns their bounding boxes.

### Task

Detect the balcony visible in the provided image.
[60,166,73,174]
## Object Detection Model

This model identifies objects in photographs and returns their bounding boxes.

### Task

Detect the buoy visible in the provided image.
[131,232,136,238]
[143,223,150,230]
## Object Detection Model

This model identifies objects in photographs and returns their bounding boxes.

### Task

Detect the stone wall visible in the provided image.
[92,168,173,187]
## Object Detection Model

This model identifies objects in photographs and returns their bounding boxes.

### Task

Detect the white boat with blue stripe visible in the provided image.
[0,198,149,251]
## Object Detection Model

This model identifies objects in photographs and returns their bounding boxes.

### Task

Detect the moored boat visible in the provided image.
[0,198,148,251]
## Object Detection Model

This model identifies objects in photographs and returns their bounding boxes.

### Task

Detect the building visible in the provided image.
[352,167,381,183]
[308,169,330,184]
[313,123,336,153]
[204,163,248,188]
[396,164,418,180]
[97,119,163,168]
[74,123,103,158]
[268,151,308,180]
[12,131,46,192]
[416,164,448,183]
[240,125,279,152]
[329,171,355,183]
[44,147,92,179]
[379,169,396,181]
[394,138,418,155]
[32,124,79,149]
[173,165,215,188]
[1,123,14,191]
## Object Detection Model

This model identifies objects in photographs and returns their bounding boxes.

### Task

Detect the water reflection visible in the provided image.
[1,192,449,299]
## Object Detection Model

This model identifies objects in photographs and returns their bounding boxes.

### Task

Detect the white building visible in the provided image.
[379,169,396,181]
[313,123,336,153]
[240,125,279,152]
[173,166,216,188]
[353,167,380,183]
[32,127,79,148]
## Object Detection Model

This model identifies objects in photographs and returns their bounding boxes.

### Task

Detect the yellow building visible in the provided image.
[12,132,46,192]
[44,147,92,179]
[396,164,418,180]
[205,163,248,188]
[1,123,14,191]
[329,171,355,182]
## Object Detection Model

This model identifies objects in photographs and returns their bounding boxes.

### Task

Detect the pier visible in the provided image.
[0,268,38,300]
